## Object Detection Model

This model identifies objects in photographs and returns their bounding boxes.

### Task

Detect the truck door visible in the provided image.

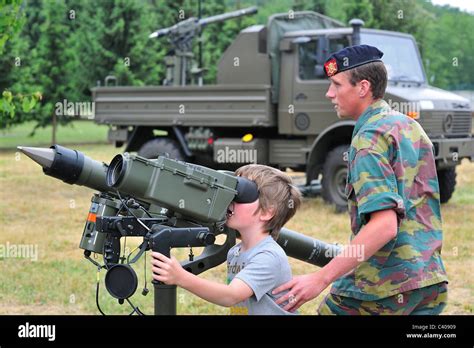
[291,36,350,135]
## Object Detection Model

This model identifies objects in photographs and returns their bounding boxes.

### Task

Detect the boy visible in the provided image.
[151,164,302,315]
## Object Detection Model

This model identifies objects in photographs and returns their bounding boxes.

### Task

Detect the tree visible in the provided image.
[26,0,78,142]
[419,1,474,89]
[0,0,24,50]
[0,0,40,129]
[2,0,472,135]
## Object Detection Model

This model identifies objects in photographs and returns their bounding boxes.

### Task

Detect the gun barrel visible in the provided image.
[149,27,170,39]
[149,6,257,39]
[277,228,341,267]
[18,145,110,193]
[199,6,258,26]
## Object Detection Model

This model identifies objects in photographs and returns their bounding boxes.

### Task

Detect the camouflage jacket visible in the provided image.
[331,99,448,300]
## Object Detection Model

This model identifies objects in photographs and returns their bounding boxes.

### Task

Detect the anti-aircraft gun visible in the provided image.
[18,144,340,315]
[149,6,257,86]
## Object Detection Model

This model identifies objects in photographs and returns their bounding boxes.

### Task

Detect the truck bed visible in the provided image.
[91,85,275,127]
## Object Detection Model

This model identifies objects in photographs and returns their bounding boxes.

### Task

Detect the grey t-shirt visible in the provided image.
[227,235,295,315]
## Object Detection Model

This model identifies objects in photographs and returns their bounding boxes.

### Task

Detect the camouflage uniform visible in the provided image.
[318,282,447,315]
[318,99,448,315]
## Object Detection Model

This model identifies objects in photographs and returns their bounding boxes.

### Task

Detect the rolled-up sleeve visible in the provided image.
[351,148,405,226]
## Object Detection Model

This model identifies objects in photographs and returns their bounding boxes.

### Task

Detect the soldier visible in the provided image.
[273,45,448,314]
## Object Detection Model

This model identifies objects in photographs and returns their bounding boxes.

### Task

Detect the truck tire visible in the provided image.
[138,138,184,160]
[321,145,349,211]
[437,167,457,203]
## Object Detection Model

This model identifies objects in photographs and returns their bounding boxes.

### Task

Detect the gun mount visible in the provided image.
[149,6,258,86]
[19,144,340,315]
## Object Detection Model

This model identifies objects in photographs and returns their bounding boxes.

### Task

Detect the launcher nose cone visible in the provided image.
[17,146,55,169]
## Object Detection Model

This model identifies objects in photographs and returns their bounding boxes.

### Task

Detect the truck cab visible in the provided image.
[276,26,473,207]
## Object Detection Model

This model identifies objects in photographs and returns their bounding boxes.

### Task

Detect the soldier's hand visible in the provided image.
[273,272,329,312]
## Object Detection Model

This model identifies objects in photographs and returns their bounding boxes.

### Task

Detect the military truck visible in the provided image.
[91,9,474,209]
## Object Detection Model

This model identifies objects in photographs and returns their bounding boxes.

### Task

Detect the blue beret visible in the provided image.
[324,45,383,77]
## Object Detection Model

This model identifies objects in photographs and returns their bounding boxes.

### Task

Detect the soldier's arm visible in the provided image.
[317,208,398,286]
[274,209,397,311]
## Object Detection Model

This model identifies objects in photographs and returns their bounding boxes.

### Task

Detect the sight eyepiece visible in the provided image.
[234,177,259,203]
[107,154,126,188]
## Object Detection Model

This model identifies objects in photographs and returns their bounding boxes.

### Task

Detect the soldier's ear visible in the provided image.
[358,79,371,98]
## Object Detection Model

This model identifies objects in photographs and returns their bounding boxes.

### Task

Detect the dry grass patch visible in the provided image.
[0,145,472,314]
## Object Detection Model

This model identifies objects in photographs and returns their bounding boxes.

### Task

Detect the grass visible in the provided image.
[0,121,109,149]
[0,142,472,315]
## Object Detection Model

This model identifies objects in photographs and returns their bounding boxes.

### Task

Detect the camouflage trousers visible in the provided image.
[318,282,448,315]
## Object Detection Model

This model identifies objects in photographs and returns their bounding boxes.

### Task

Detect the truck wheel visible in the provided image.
[138,138,184,160]
[437,167,457,203]
[322,145,349,211]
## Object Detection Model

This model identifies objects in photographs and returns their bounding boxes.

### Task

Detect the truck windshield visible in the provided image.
[361,32,426,83]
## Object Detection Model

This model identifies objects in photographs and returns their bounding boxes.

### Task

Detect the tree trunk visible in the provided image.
[52,112,57,145]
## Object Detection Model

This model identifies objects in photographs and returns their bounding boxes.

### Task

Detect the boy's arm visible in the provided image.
[151,252,253,307]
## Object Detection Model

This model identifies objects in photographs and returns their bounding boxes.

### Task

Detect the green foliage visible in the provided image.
[419,1,474,89]
[1,0,473,132]
[0,90,41,127]
[0,0,41,128]
[0,0,25,52]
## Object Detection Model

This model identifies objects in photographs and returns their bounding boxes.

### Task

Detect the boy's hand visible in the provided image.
[151,252,187,286]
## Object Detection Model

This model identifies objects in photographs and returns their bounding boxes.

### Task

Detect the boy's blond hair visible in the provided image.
[235,164,302,238]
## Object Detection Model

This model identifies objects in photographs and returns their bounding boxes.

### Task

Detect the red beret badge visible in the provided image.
[324,58,338,77]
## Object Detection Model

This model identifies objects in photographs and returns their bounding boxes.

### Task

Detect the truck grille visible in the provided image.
[420,111,472,137]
